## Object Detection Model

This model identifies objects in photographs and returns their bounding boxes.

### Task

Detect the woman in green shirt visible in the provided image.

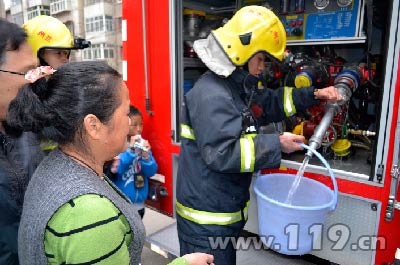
[8,61,213,265]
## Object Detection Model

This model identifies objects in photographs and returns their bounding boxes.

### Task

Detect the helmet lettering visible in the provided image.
[45,35,52,42]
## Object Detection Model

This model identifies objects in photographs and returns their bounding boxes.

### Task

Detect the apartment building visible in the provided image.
[5,0,122,72]
[83,0,122,72]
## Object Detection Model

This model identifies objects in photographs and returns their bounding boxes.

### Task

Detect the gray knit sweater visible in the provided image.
[18,148,145,265]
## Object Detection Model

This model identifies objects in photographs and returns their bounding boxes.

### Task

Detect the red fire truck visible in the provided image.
[122,0,400,264]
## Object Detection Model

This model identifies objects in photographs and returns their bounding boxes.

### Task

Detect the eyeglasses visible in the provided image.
[0,69,26,76]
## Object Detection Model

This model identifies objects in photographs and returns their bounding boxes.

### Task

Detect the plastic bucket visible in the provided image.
[253,144,338,255]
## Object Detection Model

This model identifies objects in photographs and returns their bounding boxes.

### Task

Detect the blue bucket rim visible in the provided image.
[254,173,334,211]
[254,144,338,211]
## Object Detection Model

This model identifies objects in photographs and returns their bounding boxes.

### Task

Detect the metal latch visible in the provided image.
[171,130,176,141]
[376,164,384,183]
[385,165,400,221]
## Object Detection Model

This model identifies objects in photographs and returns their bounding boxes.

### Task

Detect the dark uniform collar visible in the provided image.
[230,68,249,84]
[229,69,263,100]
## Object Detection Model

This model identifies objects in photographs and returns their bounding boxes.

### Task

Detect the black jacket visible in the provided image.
[176,69,318,244]
[0,132,44,265]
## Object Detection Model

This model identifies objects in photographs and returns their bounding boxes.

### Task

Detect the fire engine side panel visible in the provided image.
[376,53,400,264]
[303,1,400,263]
[249,1,400,263]
[123,0,175,215]
[375,0,400,262]
[123,0,145,100]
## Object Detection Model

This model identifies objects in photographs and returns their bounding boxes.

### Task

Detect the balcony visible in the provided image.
[50,0,71,15]
[84,0,113,7]
[27,5,50,19]
[28,0,50,8]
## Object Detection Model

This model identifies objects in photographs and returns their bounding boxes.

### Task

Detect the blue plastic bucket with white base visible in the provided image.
[253,144,338,255]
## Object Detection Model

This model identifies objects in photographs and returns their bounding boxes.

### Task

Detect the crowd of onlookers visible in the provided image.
[0,16,212,265]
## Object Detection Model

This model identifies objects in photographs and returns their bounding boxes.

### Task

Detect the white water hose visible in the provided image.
[300,143,338,210]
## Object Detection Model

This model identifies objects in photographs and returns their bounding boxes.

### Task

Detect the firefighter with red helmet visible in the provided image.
[176,5,341,264]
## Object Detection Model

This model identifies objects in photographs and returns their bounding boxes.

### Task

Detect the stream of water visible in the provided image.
[285,155,310,205]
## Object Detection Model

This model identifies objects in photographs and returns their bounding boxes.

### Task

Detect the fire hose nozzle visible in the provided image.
[306,68,361,157]
[334,67,361,105]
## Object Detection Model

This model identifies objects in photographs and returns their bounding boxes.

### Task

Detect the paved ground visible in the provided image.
[141,207,176,264]
[141,245,171,265]
[139,207,325,265]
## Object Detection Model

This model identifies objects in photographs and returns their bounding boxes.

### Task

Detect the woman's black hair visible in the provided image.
[7,61,122,150]
[0,19,27,66]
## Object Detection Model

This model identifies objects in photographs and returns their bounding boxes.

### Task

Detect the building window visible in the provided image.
[83,43,115,60]
[93,44,101,58]
[50,0,71,14]
[105,16,113,31]
[84,0,113,7]
[27,5,50,20]
[85,15,113,33]
[83,49,92,60]
[103,44,114,59]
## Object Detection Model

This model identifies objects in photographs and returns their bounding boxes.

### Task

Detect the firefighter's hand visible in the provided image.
[279,132,305,154]
[181,253,214,265]
[315,86,342,101]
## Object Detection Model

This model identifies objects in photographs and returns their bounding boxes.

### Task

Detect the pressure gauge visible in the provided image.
[337,0,352,7]
[314,0,330,9]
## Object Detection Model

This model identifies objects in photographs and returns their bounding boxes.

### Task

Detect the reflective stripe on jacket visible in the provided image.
[176,200,249,225]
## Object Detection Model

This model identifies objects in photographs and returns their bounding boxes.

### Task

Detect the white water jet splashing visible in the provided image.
[285,155,311,205]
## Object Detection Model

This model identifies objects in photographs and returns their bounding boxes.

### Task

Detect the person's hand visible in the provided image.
[315,86,342,101]
[141,140,151,151]
[130,135,142,146]
[141,140,151,160]
[279,132,305,154]
[181,253,214,265]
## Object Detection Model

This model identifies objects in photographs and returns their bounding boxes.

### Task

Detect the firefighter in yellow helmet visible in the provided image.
[176,6,341,264]
[22,15,90,153]
[22,15,90,69]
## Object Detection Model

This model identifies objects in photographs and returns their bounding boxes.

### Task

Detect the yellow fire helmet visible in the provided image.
[212,6,286,66]
[22,15,74,57]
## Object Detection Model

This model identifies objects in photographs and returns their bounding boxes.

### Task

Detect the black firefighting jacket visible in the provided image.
[176,69,318,245]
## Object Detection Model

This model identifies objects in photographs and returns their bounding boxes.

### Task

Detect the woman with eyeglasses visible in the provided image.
[0,18,45,265]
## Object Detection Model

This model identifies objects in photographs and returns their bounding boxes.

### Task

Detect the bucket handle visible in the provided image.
[300,143,338,210]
